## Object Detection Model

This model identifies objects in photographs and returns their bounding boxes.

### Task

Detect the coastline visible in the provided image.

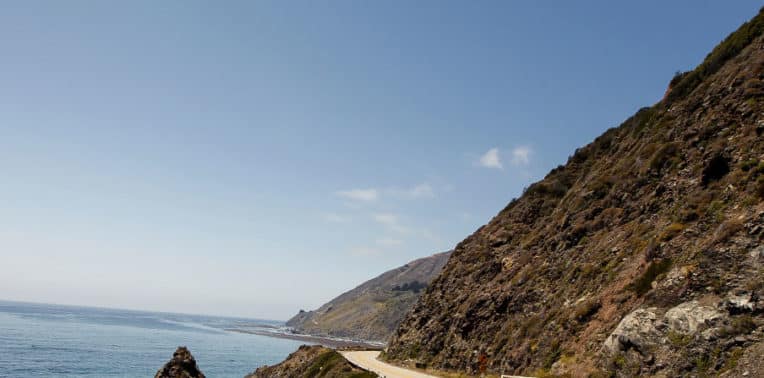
[226,328,384,350]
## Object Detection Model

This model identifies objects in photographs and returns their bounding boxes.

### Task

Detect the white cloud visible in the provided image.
[478,148,503,169]
[336,188,378,202]
[376,238,403,247]
[511,146,532,166]
[372,213,408,233]
[323,213,349,223]
[406,183,434,198]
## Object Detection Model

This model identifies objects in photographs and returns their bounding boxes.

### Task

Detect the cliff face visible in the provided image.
[387,8,764,377]
[245,345,377,378]
[287,251,450,342]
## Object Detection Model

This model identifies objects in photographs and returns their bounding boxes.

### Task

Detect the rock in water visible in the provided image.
[155,346,206,378]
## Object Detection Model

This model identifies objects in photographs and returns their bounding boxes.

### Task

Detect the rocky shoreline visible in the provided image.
[226,327,384,349]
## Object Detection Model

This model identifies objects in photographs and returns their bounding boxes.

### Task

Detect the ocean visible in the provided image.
[0,300,303,377]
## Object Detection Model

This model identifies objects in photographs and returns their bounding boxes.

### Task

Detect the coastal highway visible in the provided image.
[340,350,438,378]
[340,350,535,378]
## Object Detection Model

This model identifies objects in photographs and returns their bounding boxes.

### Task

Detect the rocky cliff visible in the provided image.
[287,251,450,342]
[245,345,377,378]
[386,8,764,377]
[155,347,206,378]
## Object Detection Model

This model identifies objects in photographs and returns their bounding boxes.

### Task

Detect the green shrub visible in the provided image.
[667,330,691,347]
[741,159,760,172]
[305,351,342,377]
[631,258,672,296]
[542,340,562,369]
[666,7,764,103]
[719,315,757,337]
[721,348,744,372]
[659,223,685,241]
[706,200,727,222]
[695,354,711,375]
[712,219,744,244]
[648,142,680,173]
[572,299,601,323]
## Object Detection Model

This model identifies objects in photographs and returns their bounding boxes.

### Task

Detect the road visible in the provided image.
[339,350,439,378]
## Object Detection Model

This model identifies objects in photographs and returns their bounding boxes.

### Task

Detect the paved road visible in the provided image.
[339,351,439,378]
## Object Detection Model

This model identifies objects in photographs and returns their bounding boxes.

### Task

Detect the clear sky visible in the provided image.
[1,1,761,320]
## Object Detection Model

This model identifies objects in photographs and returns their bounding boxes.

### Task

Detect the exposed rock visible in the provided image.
[750,245,764,261]
[723,292,757,314]
[602,308,662,355]
[664,301,725,334]
[154,347,205,378]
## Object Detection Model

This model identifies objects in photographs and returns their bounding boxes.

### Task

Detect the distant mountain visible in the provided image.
[386,8,764,377]
[286,251,451,342]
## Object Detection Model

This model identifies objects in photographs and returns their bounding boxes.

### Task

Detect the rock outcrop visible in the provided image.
[154,347,205,378]
[245,345,377,378]
[386,7,764,377]
[287,251,450,342]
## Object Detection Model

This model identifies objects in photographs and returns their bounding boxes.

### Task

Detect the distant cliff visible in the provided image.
[386,7,764,378]
[287,251,450,342]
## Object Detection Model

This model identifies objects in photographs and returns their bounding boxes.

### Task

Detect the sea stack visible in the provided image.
[155,346,206,378]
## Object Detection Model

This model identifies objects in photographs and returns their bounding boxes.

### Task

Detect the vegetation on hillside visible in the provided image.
[386,8,764,377]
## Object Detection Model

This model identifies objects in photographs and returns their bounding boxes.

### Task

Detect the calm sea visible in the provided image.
[0,300,303,377]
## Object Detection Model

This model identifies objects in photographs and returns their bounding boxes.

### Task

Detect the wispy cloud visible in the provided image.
[336,188,378,202]
[388,183,435,199]
[372,213,408,233]
[405,183,434,198]
[376,237,403,247]
[510,146,532,166]
[349,246,380,256]
[478,148,503,169]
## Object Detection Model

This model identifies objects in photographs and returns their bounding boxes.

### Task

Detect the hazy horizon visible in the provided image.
[2,1,762,319]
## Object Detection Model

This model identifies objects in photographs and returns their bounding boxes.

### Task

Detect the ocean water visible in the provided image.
[0,301,303,377]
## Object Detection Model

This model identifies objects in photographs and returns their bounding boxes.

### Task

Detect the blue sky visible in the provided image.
[1,1,761,319]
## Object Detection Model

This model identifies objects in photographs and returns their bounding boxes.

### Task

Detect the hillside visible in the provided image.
[386,8,764,378]
[287,251,450,343]
[245,345,377,378]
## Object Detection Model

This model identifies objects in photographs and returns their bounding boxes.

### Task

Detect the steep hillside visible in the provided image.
[245,345,377,378]
[387,8,764,378]
[287,251,450,342]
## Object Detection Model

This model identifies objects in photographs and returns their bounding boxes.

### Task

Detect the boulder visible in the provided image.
[723,292,757,314]
[664,301,724,334]
[602,308,662,355]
